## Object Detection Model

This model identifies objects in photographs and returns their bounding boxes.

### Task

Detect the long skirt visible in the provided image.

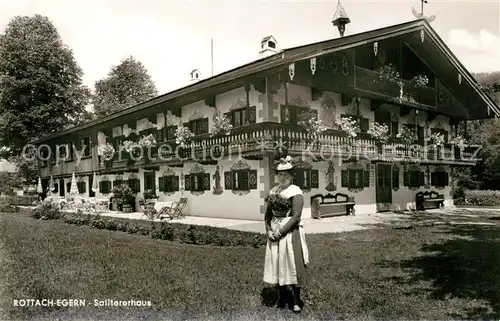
[263,216,309,287]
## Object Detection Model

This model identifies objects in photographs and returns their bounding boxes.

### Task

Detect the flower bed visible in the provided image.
[34,211,268,248]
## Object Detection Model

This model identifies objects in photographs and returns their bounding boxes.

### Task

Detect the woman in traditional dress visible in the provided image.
[263,155,309,313]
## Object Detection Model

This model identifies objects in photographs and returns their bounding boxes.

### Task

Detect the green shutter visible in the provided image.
[393,168,399,188]
[224,172,232,190]
[159,177,165,192]
[184,174,191,191]
[224,112,233,126]
[203,173,210,190]
[431,172,437,186]
[392,121,398,137]
[201,118,209,134]
[363,170,370,187]
[341,170,348,188]
[311,169,319,189]
[249,170,257,189]
[247,106,256,124]
[173,176,180,191]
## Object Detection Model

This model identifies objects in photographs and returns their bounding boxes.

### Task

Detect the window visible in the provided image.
[232,170,249,190]
[431,128,449,143]
[99,180,112,194]
[165,176,174,192]
[281,106,316,126]
[53,183,58,193]
[144,172,155,191]
[224,169,258,191]
[404,124,425,141]
[341,169,370,189]
[77,181,86,194]
[187,118,209,135]
[113,179,123,188]
[431,171,449,187]
[156,129,165,143]
[404,170,424,188]
[293,169,310,190]
[231,108,248,127]
[66,182,71,193]
[81,137,91,157]
[190,174,205,191]
[127,178,141,193]
[341,114,369,133]
[268,41,276,49]
[165,126,176,140]
[159,176,179,193]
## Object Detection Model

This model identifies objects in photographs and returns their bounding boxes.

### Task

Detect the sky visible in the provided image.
[0,0,499,98]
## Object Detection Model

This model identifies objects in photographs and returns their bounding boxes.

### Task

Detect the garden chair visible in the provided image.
[161,197,187,220]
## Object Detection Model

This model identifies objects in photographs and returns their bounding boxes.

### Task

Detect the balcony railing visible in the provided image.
[355,66,437,108]
[98,123,479,169]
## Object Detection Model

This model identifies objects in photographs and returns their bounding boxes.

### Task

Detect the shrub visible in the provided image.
[151,222,175,240]
[0,197,20,213]
[464,190,500,206]
[453,187,466,205]
[30,201,62,220]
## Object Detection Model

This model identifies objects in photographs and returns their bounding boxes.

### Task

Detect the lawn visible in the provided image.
[2,210,500,320]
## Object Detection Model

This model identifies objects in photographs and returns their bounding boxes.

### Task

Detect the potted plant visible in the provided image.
[174,124,194,148]
[112,184,136,213]
[305,117,327,142]
[143,189,158,204]
[211,110,233,137]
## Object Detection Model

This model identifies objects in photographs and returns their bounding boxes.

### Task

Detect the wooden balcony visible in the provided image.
[354,66,437,108]
[98,123,479,170]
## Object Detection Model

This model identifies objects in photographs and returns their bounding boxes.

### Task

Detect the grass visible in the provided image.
[2,210,500,320]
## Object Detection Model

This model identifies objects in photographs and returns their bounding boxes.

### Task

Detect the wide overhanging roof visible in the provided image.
[34,19,499,143]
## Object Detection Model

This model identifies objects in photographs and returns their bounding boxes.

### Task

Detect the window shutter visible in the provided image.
[293,170,303,188]
[417,126,424,140]
[360,118,369,132]
[184,174,191,191]
[99,181,104,193]
[281,106,290,124]
[311,169,319,189]
[393,168,400,188]
[224,112,233,125]
[363,170,370,187]
[247,106,256,124]
[349,170,356,188]
[224,171,232,190]
[173,176,180,191]
[66,182,71,193]
[341,170,348,187]
[201,118,209,134]
[444,172,449,186]
[404,172,409,186]
[419,171,425,186]
[203,173,210,190]
[431,172,436,186]
[249,170,258,189]
[392,121,398,137]
[158,177,165,192]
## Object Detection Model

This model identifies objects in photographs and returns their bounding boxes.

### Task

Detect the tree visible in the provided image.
[92,56,158,118]
[0,15,90,157]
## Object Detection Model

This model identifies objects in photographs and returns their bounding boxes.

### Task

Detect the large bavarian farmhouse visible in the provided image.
[34,18,500,220]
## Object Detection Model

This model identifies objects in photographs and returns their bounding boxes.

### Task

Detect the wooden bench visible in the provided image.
[310,193,355,218]
[415,191,445,210]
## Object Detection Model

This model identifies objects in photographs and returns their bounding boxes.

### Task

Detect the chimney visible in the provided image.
[259,35,280,58]
[190,69,201,82]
